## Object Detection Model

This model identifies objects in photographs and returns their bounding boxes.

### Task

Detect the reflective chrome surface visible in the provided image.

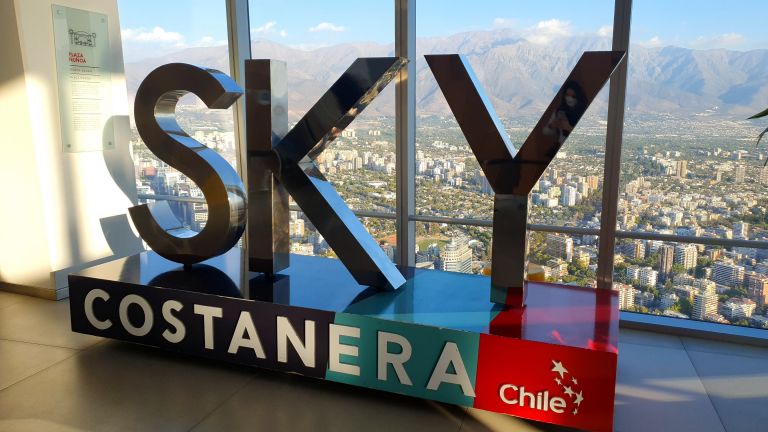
[489,194,530,306]
[272,57,408,290]
[130,64,247,264]
[426,52,625,306]
[245,60,290,274]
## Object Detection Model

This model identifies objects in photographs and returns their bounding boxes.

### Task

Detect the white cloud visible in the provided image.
[524,19,572,45]
[251,21,277,34]
[692,33,746,49]
[308,22,346,33]
[597,25,613,38]
[194,36,226,47]
[121,26,184,44]
[492,17,516,28]
[279,30,288,38]
[637,36,663,48]
[289,42,331,51]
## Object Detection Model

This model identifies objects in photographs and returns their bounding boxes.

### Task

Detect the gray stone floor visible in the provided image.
[1,290,766,431]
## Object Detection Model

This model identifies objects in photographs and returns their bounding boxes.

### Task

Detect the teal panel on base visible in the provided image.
[326,312,480,407]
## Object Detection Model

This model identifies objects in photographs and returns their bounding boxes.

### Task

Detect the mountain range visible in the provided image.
[123,29,768,120]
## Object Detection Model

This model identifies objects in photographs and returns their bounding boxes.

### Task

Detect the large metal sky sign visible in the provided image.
[70,52,625,431]
[128,52,623,306]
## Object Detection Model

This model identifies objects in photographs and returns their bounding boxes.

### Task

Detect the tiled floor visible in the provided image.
[0,291,766,432]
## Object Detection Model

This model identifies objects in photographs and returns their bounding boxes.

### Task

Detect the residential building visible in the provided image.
[439,237,472,274]
[712,261,745,288]
[674,244,697,271]
[658,245,675,282]
[545,234,574,262]
[719,298,757,321]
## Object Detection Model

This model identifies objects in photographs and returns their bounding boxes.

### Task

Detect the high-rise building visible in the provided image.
[560,185,577,206]
[626,265,640,282]
[693,290,719,320]
[289,218,305,238]
[745,271,768,306]
[674,244,697,271]
[733,222,749,239]
[475,171,492,195]
[621,240,646,260]
[676,160,688,178]
[545,234,573,262]
[734,164,746,184]
[712,261,745,287]
[586,175,599,190]
[658,245,675,281]
[638,267,658,288]
[760,166,768,185]
[439,237,472,274]
[614,283,636,310]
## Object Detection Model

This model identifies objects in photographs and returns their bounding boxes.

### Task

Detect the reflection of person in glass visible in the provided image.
[544,81,587,145]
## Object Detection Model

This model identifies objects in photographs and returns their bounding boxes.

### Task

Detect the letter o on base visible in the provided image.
[118,294,154,337]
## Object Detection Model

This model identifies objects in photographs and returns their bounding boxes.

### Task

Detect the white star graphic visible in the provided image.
[571,376,578,385]
[551,360,568,378]
[564,386,575,397]
[574,391,584,406]
[555,377,562,386]
[573,408,579,415]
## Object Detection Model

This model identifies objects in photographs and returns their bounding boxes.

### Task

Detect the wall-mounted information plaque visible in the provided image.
[52,5,114,152]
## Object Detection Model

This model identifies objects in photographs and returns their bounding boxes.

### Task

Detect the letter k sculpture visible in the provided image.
[246,57,407,291]
[425,52,624,307]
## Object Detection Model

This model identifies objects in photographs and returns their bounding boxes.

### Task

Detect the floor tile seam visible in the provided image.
[0,337,91,351]
[456,407,468,432]
[0,348,80,393]
[680,339,768,361]
[618,337,687,352]
[185,375,257,432]
[681,348,729,432]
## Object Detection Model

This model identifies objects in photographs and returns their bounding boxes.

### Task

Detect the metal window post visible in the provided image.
[597,0,633,289]
[395,0,416,267]
[225,0,252,180]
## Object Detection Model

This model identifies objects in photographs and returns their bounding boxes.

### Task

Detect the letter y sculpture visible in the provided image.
[425,52,625,307]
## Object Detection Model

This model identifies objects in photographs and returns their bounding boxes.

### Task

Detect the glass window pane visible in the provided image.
[621,1,768,241]
[614,239,768,329]
[248,1,395,212]
[118,0,234,232]
[248,1,397,255]
[619,1,768,329]
[415,1,614,231]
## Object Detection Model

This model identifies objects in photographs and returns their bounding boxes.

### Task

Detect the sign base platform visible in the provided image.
[69,248,618,431]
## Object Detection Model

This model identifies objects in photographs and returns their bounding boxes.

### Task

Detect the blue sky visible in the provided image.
[118,0,767,60]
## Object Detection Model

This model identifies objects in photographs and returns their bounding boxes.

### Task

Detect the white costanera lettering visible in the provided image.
[80,289,480,398]
[329,324,360,376]
[84,289,112,330]
[119,294,154,337]
[499,384,566,414]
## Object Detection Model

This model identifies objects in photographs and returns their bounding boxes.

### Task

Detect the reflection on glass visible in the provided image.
[414,222,598,288]
[618,1,768,329]
[248,0,396,215]
[415,1,614,229]
[118,0,234,234]
[614,239,768,329]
